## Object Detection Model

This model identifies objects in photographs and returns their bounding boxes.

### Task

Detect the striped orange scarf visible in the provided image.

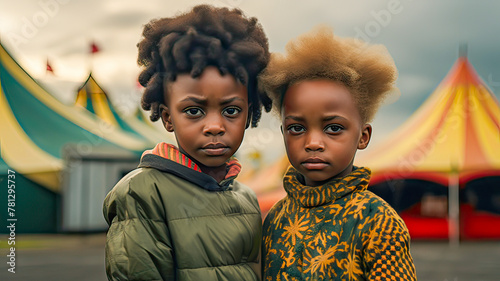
[142,142,241,180]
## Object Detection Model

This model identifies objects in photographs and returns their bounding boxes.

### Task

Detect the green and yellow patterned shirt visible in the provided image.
[262,166,417,281]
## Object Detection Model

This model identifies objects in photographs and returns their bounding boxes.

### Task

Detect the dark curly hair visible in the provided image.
[137,4,272,128]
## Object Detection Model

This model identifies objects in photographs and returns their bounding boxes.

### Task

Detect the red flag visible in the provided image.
[91,41,99,54]
[46,59,54,74]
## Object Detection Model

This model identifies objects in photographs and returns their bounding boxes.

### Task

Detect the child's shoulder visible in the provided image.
[353,189,401,219]
[354,190,412,246]
[118,166,161,184]
[109,167,173,196]
[103,168,168,223]
[230,180,260,206]
[231,180,257,196]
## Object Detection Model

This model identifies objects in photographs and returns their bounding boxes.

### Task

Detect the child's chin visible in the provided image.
[300,171,334,185]
[197,157,230,168]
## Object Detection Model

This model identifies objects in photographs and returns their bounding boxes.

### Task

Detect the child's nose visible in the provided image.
[305,132,325,151]
[203,114,226,136]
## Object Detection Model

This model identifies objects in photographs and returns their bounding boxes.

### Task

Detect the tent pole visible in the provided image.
[448,172,460,247]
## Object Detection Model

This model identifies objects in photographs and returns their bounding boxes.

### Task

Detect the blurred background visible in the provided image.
[1,0,500,280]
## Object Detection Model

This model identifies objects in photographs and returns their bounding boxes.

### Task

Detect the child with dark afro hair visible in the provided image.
[103,5,271,281]
[137,4,271,126]
[259,26,417,280]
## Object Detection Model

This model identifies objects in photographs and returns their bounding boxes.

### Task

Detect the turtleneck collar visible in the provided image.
[283,166,371,208]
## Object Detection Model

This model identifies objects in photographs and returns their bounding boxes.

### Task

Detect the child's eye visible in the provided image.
[325,124,343,134]
[287,124,305,134]
[184,107,204,117]
[222,106,241,117]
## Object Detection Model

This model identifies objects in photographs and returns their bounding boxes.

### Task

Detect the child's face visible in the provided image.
[161,66,248,169]
[281,79,371,186]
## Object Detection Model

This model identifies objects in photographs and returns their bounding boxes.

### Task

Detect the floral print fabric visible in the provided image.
[262,166,417,281]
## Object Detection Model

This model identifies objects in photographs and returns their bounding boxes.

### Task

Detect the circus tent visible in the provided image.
[75,73,172,145]
[357,54,500,240]
[134,106,154,125]
[0,42,156,232]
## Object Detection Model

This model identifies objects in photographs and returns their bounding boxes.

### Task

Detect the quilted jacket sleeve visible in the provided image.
[363,205,417,281]
[103,171,175,281]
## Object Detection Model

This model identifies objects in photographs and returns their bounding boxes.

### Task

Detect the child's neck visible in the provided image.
[177,146,228,183]
[199,165,228,183]
[304,164,353,186]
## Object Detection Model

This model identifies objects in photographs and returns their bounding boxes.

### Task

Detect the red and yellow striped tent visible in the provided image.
[357,55,500,239]
[358,56,500,185]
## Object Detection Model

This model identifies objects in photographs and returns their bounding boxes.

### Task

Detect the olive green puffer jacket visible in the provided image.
[103,154,261,281]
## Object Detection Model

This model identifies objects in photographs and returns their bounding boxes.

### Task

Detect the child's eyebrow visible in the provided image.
[220,97,246,105]
[180,96,207,105]
[284,115,304,122]
[284,115,348,122]
[324,115,348,122]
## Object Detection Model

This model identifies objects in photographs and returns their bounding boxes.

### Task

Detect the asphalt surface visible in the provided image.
[1,233,499,280]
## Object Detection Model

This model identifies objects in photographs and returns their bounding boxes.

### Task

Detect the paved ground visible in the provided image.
[411,241,500,281]
[1,233,499,280]
[1,233,106,281]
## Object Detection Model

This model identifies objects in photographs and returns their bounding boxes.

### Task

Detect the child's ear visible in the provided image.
[160,104,174,132]
[358,124,372,150]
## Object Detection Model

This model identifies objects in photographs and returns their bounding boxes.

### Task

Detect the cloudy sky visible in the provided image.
[1,0,500,164]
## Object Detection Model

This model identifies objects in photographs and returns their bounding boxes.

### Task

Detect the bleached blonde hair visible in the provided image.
[258,25,398,122]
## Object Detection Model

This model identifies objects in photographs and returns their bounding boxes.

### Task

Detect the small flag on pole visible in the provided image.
[46,58,54,74]
[91,41,100,54]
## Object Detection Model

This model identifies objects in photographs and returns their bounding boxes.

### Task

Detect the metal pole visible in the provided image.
[448,172,460,247]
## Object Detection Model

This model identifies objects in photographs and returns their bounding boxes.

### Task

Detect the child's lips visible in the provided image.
[201,143,229,156]
[302,158,329,170]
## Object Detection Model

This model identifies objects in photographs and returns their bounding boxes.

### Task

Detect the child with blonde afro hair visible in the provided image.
[259,26,416,280]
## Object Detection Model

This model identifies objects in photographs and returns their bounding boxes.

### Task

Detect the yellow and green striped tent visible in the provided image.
[0,42,157,232]
[75,73,172,145]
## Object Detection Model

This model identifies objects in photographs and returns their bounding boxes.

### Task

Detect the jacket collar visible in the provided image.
[142,142,202,171]
[283,166,371,207]
[139,143,241,191]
